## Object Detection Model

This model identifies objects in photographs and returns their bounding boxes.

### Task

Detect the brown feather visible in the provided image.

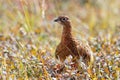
[54,16,93,65]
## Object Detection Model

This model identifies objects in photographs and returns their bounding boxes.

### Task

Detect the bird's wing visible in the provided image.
[75,39,92,57]
[75,39,94,64]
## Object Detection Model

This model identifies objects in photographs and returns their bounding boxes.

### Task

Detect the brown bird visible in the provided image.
[54,16,93,65]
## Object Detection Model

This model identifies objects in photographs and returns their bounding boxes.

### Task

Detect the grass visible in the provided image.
[0,0,120,79]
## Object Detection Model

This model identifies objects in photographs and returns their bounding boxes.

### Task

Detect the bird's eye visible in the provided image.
[61,18,67,21]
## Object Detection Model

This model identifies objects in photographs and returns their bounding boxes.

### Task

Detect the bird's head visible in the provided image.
[54,16,70,27]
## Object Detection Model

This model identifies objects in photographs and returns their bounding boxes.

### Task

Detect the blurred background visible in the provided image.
[0,0,120,49]
[0,0,120,38]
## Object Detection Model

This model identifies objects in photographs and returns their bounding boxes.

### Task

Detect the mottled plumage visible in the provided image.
[54,16,93,65]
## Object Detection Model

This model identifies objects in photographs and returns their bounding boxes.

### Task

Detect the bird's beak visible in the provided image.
[54,18,59,22]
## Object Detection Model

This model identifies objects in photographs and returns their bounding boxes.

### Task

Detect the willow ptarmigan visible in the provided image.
[54,16,93,65]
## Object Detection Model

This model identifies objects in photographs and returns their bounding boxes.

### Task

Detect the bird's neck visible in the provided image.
[61,24,73,43]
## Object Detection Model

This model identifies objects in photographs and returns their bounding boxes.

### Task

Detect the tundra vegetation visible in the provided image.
[0,0,120,80]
